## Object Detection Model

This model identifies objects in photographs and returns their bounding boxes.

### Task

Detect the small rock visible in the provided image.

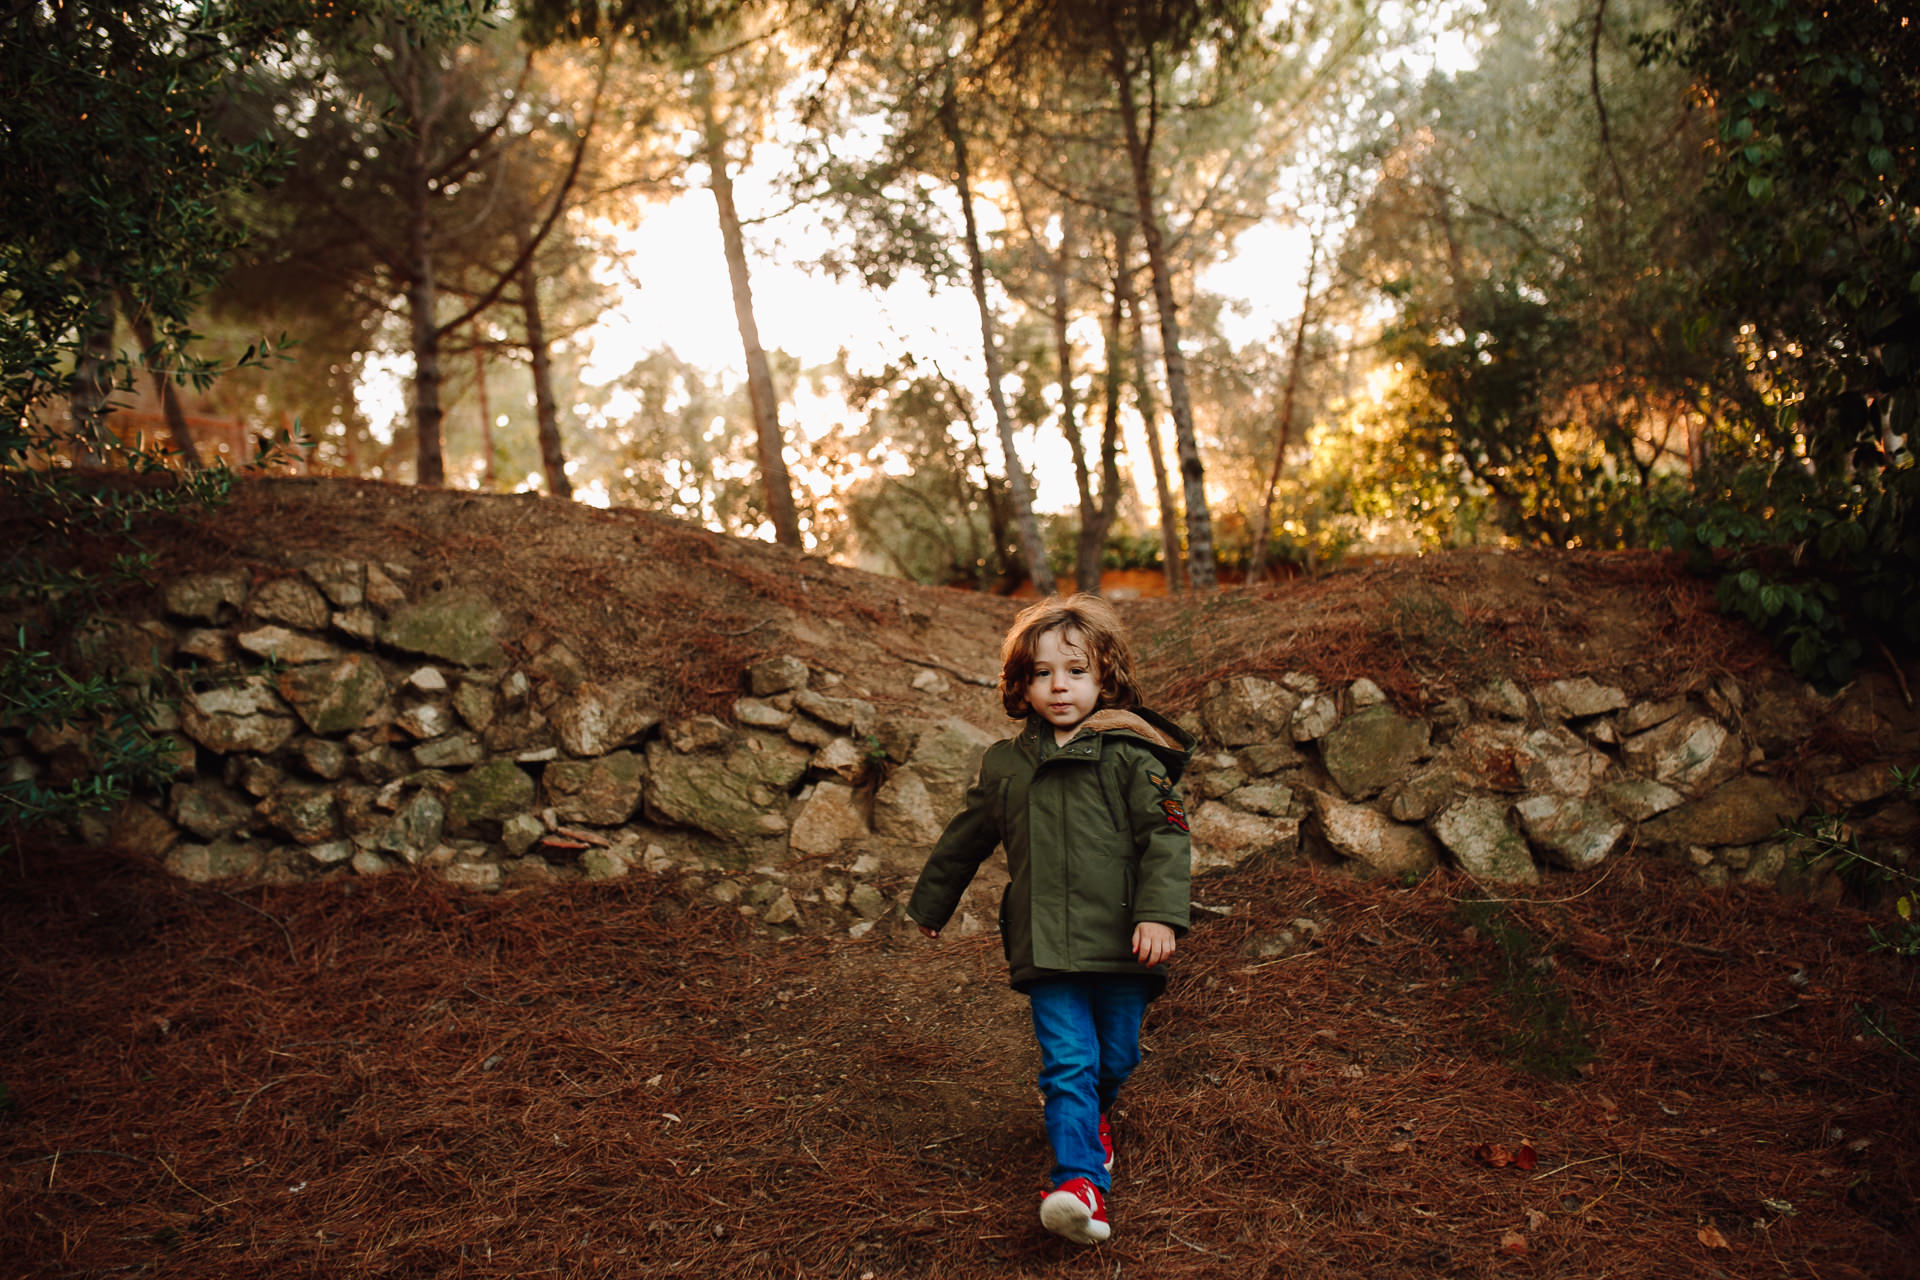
[734,697,793,730]
[1514,794,1627,870]
[501,813,546,857]
[307,839,355,866]
[250,577,332,631]
[165,839,264,883]
[1225,782,1294,816]
[299,738,349,781]
[1469,678,1529,721]
[350,849,394,876]
[1291,694,1341,742]
[397,702,456,740]
[331,607,379,642]
[749,655,810,697]
[664,715,734,754]
[1348,679,1387,709]
[873,768,946,845]
[789,780,867,857]
[164,570,249,623]
[1535,678,1629,720]
[453,680,497,732]
[236,626,341,665]
[1430,797,1538,884]
[1600,774,1684,822]
[1238,740,1305,775]
[1620,697,1688,735]
[793,690,879,736]
[847,883,889,920]
[812,737,868,782]
[580,848,631,880]
[177,628,234,663]
[412,733,485,769]
[1311,792,1437,879]
[440,861,502,892]
[1201,676,1301,747]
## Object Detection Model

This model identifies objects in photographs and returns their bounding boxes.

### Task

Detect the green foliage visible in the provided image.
[0,629,185,835]
[1780,765,1920,1062]
[1647,0,1920,686]
[1664,454,1918,687]
[1785,767,1920,958]
[1342,0,1715,553]
[1456,897,1597,1081]
[0,0,483,851]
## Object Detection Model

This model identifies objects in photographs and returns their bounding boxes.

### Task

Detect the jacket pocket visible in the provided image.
[1095,767,1128,838]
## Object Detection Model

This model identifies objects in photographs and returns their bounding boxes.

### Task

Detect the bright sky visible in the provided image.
[570,157,1319,518]
[358,8,1479,523]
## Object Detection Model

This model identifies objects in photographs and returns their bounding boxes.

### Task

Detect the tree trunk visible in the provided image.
[949,386,1014,589]
[1108,32,1216,589]
[699,70,801,548]
[1115,224,1185,592]
[120,294,203,470]
[1247,230,1321,584]
[474,341,496,490]
[520,263,571,499]
[1078,245,1127,596]
[941,88,1056,596]
[404,69,446,489]
[1049,207,1100,593]
[67,278,115,466]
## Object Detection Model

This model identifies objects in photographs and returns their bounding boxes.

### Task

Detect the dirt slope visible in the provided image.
[2,477,1915,1279]
[118,477,1793,720]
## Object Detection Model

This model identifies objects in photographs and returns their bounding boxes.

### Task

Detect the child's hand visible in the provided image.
[1133,921,1176,966]
[917,924,940,939]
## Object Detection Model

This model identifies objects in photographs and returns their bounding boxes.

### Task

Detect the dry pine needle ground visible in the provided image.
[2,848,1915,1280]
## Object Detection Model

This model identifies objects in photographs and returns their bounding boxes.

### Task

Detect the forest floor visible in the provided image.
[2,477,1916,1278]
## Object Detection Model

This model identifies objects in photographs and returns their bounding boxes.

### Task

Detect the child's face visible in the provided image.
[1027,625,1100,740]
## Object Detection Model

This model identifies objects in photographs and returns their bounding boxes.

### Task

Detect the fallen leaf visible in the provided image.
[1526,1209,1549,1232]
[1697,1225,1730,1250]
[1500,1231,1528,1254]
[1472,1140,1536,1170]
[1387,1141,1411,1154]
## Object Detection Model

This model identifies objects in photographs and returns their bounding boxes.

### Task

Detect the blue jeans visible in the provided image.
[1027,977,1155,1191]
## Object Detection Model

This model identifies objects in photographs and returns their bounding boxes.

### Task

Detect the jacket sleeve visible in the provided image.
[904,758,1002,932]
[1121,744,1192,936]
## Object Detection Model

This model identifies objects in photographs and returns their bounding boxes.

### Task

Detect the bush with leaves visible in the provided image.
[1646,0,1920,685]
[0,0,482,855]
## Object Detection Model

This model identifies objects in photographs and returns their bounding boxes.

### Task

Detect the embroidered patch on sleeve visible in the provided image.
[1158,796,1188,832]
[1147,768,1174,795]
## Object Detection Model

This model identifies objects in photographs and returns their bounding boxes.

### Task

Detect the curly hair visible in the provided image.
[998,593,1144,719]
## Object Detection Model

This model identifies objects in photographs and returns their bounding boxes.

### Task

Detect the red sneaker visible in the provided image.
[1099,1114,1114,1173]
[1040,1177,1111,1244]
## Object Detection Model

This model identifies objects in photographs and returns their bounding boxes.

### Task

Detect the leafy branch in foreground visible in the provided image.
[1,0,485,857]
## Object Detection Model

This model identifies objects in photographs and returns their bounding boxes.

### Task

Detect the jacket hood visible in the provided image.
[1045,705,1195,781]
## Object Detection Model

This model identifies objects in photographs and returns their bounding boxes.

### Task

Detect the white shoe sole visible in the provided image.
[1039,1189,1112,1244]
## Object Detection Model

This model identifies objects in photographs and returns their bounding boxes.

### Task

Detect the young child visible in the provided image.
[906,593,1194,1246]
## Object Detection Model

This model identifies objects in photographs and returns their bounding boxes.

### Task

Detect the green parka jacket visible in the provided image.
[905,707,1195,994]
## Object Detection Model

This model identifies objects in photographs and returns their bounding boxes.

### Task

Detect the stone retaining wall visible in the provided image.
[16,556,1917,935]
